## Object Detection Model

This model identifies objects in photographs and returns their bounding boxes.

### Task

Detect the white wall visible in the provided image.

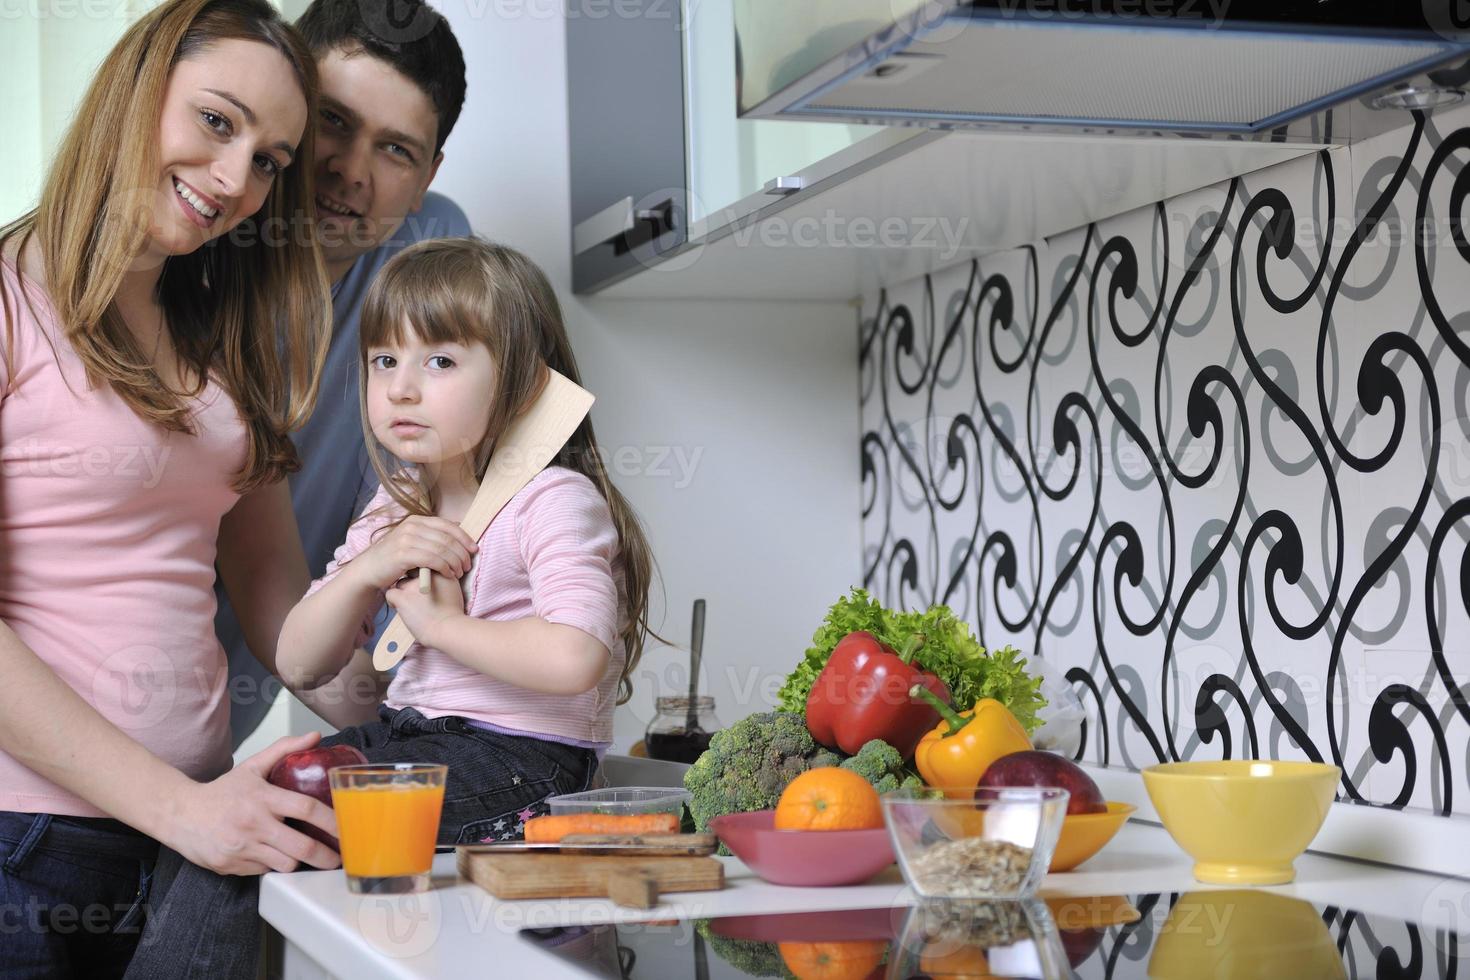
[0,6,136,225]
[554,297,858,749]
[242,0,861,758]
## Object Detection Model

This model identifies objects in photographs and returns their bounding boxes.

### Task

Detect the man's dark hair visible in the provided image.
[296,0,467,155]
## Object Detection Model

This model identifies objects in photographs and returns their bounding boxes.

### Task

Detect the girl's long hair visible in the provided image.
[358,237,661,705]
[0,0,331,492]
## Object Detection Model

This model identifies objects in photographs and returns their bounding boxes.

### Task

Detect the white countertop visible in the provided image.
[259,820,1470,979]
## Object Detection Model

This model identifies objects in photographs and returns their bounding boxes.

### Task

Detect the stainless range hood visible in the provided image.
[735,0,1470,138]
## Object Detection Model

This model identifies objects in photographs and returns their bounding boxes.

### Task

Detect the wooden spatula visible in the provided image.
[372,367,595,671]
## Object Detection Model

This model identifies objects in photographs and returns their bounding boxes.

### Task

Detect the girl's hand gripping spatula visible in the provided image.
[372,367,595,671]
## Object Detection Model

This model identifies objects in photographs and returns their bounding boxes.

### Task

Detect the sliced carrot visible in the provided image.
[522,812,680,844]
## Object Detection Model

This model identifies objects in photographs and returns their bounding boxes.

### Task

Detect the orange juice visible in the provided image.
[331,783,445,878]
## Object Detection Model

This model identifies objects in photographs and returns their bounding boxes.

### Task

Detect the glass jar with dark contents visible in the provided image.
[644,695,722,764]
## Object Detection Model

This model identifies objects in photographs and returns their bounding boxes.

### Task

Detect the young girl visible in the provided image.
[127,236,661,978]
[277,235,659,843]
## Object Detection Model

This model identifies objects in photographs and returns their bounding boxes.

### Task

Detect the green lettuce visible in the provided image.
[774,588,1046,732]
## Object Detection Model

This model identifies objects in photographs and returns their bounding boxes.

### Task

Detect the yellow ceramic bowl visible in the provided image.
[1049,801,1136,871]
[1148,890,1345,979]
[1141,760,1339,885]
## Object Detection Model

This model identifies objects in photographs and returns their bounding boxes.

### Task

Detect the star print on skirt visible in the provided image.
[477,799,553,842]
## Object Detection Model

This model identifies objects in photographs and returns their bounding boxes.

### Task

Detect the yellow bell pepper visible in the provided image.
[909,686,1032,798]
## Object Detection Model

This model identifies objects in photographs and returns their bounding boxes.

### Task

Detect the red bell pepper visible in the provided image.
[804,631,951,760]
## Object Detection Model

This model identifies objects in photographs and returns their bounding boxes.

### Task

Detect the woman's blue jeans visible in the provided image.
[0,811,158,979]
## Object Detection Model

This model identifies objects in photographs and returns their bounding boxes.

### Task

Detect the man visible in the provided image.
[219,0,472,747]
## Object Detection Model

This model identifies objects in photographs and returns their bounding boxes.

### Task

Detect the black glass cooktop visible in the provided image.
[518,891,1465,979]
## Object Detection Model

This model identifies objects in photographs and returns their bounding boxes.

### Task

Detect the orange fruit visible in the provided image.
[774,767,883,831]
[920,942,992,976]
[779,940,888,980]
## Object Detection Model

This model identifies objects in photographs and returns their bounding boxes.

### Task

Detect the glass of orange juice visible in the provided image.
[328,763,447,894]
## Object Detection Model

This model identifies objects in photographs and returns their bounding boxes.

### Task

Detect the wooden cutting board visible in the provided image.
[456,851,723,905]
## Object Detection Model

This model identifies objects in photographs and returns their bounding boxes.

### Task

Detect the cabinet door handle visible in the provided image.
[764,175,806,195]
[574,196,637,255]
[573,197,678,255]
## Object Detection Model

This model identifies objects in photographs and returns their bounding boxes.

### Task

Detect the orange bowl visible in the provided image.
[1049,802,1135,871]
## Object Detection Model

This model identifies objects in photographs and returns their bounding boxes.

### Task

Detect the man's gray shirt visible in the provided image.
[218,192,472,746]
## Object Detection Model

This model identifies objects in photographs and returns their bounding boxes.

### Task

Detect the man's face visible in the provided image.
[312,45,442,278]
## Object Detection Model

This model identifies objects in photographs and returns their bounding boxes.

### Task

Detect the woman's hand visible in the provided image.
[345,515,478,593]
[162,732,344,876]
[383,570,467,648]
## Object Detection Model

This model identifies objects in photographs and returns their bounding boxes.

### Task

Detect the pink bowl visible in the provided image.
[708,810,895,887]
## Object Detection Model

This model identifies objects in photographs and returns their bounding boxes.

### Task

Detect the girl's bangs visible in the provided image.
[362,270,484,351]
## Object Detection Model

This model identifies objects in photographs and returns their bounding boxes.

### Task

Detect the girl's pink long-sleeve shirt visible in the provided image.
[307,466,627,745]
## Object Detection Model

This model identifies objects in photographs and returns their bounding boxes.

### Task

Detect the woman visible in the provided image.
[0,0,336,975]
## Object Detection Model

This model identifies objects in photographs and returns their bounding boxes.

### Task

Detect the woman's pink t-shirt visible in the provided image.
[306,466,627,744]
[0,259,248,817]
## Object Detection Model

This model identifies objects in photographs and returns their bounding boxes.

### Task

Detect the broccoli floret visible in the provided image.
[696,920,795,978]
[838,738,924,794]
[685,711,840,852]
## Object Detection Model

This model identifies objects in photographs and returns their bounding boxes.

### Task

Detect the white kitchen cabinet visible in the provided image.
[567,0,911,293]
[597,131,1319,301]
[682,0,888,229]
[573,0,1461,300]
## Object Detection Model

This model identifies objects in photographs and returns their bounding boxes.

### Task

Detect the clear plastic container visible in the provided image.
[546,786,692,819]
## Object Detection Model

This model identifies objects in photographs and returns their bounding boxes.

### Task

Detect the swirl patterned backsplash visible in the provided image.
[859,105,1470,816]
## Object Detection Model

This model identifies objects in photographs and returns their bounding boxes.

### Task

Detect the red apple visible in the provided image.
[1057,925,1106,967]
[976,750,1107,815]
[266,744,368,849]
[1047,896,1120,967]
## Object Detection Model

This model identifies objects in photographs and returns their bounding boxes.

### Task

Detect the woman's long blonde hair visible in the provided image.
[0,0,330,491]
[358,238,662,705]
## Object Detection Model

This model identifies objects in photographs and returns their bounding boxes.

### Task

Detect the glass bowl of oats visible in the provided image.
[881,787,1070,900]
[888,897,1072,978]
